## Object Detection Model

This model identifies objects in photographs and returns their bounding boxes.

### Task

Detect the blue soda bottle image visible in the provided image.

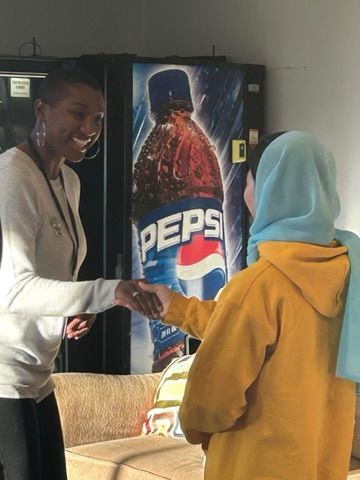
[132,69,227,372]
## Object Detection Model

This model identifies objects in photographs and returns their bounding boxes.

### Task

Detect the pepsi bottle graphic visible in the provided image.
[133,69,227,372]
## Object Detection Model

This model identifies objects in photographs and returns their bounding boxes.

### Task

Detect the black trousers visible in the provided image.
[0,392,67,480]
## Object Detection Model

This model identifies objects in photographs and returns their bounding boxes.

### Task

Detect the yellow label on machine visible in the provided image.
[232,139,247,163]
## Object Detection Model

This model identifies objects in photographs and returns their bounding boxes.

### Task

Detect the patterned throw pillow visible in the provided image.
[142,354,195,438]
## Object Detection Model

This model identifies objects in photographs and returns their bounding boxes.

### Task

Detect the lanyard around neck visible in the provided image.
[27,136,79,276]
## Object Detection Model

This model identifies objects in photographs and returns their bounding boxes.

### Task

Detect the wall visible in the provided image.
[1,0,359,232]
[139,0,360,233]
[0,0,148,57]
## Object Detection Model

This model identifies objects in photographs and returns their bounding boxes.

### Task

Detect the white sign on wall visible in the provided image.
[10,77,30,98]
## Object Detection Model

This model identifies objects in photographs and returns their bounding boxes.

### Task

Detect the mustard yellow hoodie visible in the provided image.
[165,241,355,480]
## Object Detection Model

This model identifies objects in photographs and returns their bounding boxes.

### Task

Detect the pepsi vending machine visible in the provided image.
[76,55,265,374]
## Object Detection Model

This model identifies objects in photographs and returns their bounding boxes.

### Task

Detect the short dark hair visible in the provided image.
[36,65,103,106]
[248,131,287,180]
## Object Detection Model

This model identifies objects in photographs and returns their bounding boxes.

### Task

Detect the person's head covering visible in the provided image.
[247,131,287,180]
[246,130,360,384]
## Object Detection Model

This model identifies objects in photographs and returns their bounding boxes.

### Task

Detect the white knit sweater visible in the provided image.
[0,148,119,401]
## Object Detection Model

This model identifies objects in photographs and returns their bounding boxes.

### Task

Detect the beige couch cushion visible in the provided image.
[66,435,204,480]
[53,372,160,447]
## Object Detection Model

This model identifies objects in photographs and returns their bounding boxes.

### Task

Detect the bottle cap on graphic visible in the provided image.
[148,69,194,115]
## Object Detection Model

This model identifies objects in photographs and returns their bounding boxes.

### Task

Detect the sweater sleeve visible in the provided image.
[0,164,119,317]
[164,292,217,339]
[178,269,278,444]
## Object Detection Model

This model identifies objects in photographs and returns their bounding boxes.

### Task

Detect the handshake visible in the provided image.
[113,279,172,320]
[66,280,173,341]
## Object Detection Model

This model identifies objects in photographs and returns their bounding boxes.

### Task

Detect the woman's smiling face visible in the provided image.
[36,83,105,162]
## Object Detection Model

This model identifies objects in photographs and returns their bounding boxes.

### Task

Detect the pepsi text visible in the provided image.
[140,207,224,263]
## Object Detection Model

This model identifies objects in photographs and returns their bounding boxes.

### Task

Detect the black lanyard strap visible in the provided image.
[27,136,79,276]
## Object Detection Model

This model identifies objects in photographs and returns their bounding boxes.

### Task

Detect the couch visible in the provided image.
[52,372,204,480]
[53,372,360,480]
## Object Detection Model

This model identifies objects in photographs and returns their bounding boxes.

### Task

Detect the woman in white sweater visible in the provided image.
[0,66,159,480]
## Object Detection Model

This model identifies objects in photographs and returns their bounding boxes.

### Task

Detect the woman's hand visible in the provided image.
[66,313,96,340]
[114,279,163,319]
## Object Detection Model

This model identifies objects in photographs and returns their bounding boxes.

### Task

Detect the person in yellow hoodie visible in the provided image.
[132,131,360,480]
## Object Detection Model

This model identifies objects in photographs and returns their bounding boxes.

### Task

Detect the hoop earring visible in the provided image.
[36,122,46,148]
[84,140,101,159]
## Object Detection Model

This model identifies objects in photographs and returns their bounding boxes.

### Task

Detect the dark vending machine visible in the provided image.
[76,54,265,375]
[0,56,60,155]
[0,56,70,368]
[0,56,115,374]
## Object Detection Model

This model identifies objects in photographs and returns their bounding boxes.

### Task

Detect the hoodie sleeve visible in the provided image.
[178,267,278,444]
[164,292,217,339]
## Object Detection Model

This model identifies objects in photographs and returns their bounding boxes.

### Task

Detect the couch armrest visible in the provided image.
[52,372,160,448]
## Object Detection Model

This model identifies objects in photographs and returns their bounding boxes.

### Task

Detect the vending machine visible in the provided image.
[0,56,60,154]
[75,54,265,374]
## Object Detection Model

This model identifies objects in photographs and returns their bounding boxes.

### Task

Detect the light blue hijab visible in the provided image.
[246,130,360,384]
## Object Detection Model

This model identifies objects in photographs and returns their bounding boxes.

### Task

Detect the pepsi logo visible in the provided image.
[139,207,224,263]
[177,233,227,299]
